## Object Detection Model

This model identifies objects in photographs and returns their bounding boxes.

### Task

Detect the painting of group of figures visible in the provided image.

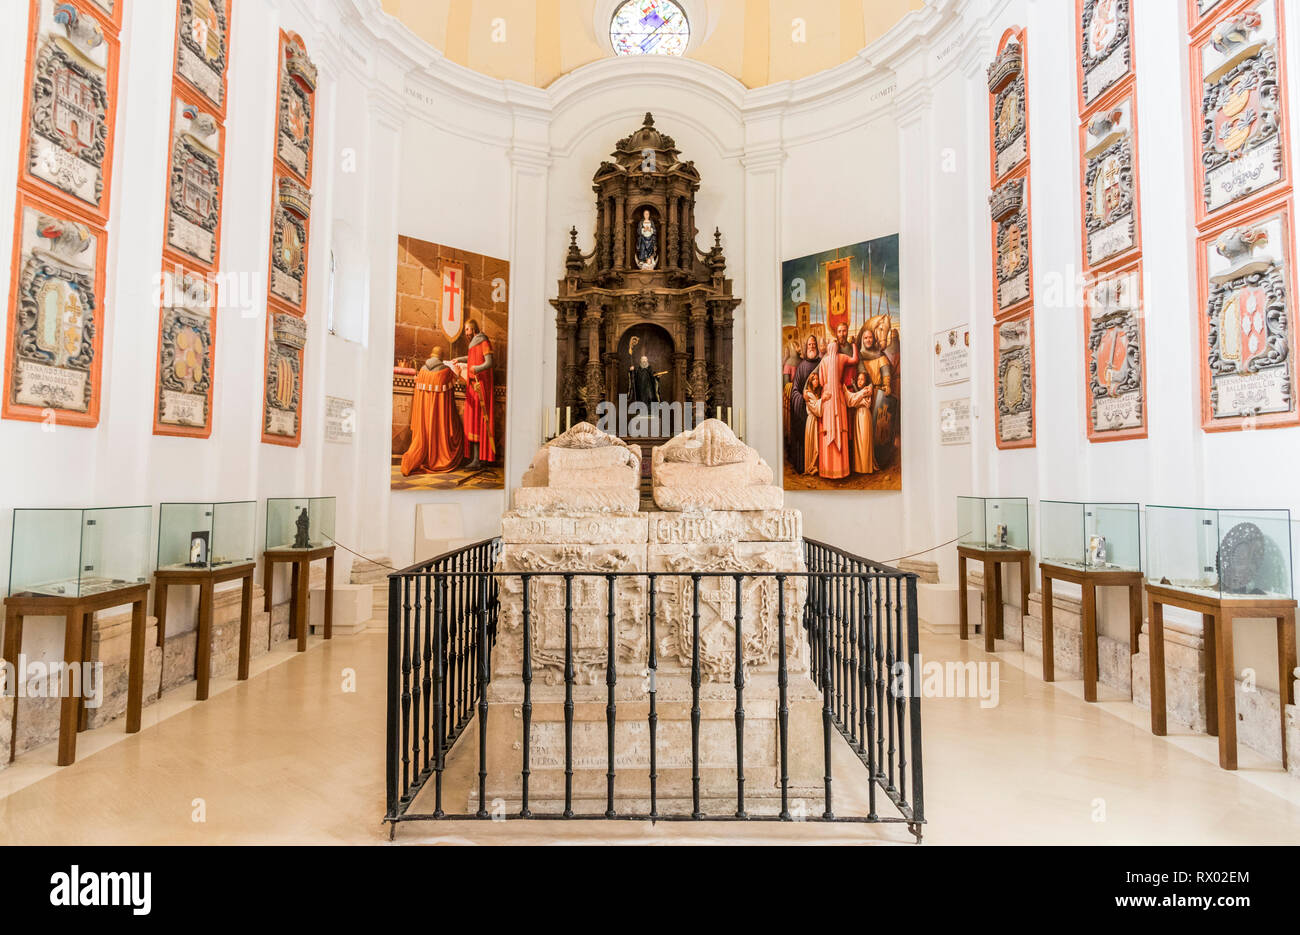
[780,234,902,491]
[391,236,508,491]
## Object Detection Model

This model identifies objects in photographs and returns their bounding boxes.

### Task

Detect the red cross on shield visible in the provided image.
[441,261,465,342]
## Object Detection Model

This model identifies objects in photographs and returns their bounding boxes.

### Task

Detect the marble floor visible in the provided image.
[1,622,1298,845]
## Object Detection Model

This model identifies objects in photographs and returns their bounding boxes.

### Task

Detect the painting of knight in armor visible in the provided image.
[781,234,902,491]
[391,236,508,491]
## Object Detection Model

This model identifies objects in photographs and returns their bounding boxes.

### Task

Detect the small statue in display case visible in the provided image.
[293,507,310,549]
[187,531,209,567]
[993,523,1008,548]
[1087,534,1107,566]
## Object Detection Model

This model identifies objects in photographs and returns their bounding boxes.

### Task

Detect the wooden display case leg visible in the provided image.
[1081,583,1098,703]
[126,599,146,735]
[195,579,214,701]
[4,610,23,763]
[1203,613,1219,737]
[1020,555,1030,620]
[296,561,309,652]
[1127,582,1142,655]
[263,557,274,613]
[154,580,169,648]
[1277,612,1296,772]
[957,554,968,640]
[289,562,300,640]
[1041,574,1055,682]
[238,572,253,681]
[1148,596,1167,737]
[57,608,83,766]
[993,561,1005,641]
[77,611,93,732]
[324,554,335,640]
[983,562,997,653]
[1214,612,1237,770]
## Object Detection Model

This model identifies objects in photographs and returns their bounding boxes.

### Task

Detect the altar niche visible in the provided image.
[552,113,740,425]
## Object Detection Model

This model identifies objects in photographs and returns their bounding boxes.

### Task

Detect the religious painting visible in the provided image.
[995,313,1035,449]
[1192,0,1287,222]
[268,175,310,309]
[165,96,223,267]
[20,0,121,222]
[392,236,509,491]
[276,32,316,182]
[175,0,230,112]
[3,195,106,427]
[990,176,1031,315]
[1085,264,1147,441]
[1080,93,1139,269]
[1078,0,1132,107]
[780,234,901,492]
[987,35,1027,182]
[153,264,215,437]
[1196,207,1299,431]
[261,310,306,445]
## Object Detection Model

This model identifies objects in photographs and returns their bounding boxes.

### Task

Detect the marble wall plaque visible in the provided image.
[1081,95,1138,268]
[165,98,222,266]
[995,314,1035,446]
[155,267,214,432]
[1080,0,1132,105]
[175,0,229,111]
[1086,266,1146,438]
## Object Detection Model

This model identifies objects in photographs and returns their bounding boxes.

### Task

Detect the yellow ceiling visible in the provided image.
[378,0,926,89]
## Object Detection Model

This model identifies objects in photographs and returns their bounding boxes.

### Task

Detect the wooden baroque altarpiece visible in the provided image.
[4,0,121,428]
[260,31,315,446]
[988,29,1036,449]
[153,0,232,438]
[1076,0,1148,442]
[550,113,740,426]
[1189,0,1298,432]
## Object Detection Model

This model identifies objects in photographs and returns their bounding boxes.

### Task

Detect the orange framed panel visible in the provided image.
[260,308,306,447]
[265,171,311,314]
[994,310,1036,450]
[1188,0,1246,38]
[274,30,317,186]
[152,262,217,439]
[2,190,108,428]
[1189,0,1292,227]
[161,87,227,273]
[15,0,121,225]
[174,0,233,117]
[991,168,1033,320]
[81,0,121,32]
[1083,262,1148,442]
[1078,86,1142,273]
[1194,199,1300,431]
[1078,0,1135,113]
[988,28,1029,186]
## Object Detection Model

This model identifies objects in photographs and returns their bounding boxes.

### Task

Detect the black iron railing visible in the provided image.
[384,537,924,841]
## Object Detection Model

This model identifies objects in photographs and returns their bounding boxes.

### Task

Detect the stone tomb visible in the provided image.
[482,422,822,814]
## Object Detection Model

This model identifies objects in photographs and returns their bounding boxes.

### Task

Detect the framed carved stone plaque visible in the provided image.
[83,0,120,30]
[174,0,230,113]
[995,312,1035,449]
[1079,0,1133,108]
[3,193,106,426]
[1188,0,1231,36]
[991,175,1031,316]
[1191,0,1288,222]
[164,96,224,268]
[262,311,307,445]
[1080,92,1140,269]
[988,35,1028,182]
[276,32,316,183]
[1084,264,1147,441]
[267,175,311,310]
[153,265,215,437]
[18,0,121,222]
[1196,206,1299,431]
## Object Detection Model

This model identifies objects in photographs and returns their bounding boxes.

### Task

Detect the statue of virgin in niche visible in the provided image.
[635,209,657,270]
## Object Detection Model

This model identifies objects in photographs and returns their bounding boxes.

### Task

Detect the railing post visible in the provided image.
[385,573,402,822]
[906,573,925,835]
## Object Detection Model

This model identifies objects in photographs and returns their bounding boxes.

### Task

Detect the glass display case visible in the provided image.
[957,496,1029,551]
[9,506,152,598]
[158,501,257,571]
[1040,501,1141,572]
[266,497,336,551]
[1146,506,1293,599]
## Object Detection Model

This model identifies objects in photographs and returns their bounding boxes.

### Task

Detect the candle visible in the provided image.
[738,408,745,439]
[555,407,561,436]
[715,406,722,422]
[565,406,572,431]
[544,407,550,439]
[727,406,733,430]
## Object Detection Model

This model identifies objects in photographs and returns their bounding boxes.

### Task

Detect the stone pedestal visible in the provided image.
[1022,591,1131,696]
[1131,617,1208,733]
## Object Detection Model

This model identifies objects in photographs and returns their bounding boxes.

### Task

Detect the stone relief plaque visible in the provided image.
[1081,95,1138,268]
[1195,1,1286,218]
[155,266,214,433]
[276,33,316,181]
[4,199,104,424]
[23,0,117,217]
[1080,0,1132,106]
[988,39,1027,180]
[268,176,310,308]
[1085,265,1146,439]
[175,0,230,111]
[995,314,1034,447]
[165,98,223,266]
[263,311,306,441]
[1189,0,1229,34]
[991,177,1030,314]
[1200,211,1297,428]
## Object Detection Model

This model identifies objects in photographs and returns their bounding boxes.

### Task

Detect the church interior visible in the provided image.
[2,0,1300,862]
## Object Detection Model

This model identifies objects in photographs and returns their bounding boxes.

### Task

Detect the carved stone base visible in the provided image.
[1131,619,1208,734]
[1021,592,1131,695]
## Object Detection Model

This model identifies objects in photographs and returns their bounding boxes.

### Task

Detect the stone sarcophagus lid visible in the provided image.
[513,421,641,514]
[651,419,784,512]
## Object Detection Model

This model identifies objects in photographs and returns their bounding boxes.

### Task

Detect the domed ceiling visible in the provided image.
[377,0,927,89]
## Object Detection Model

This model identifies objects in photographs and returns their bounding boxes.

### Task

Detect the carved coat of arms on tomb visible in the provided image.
[264,311,306,440]
[1086,266,1145,438]
[1081,96,1138,267]
[990,177,1030,314]
[996,315,1034,446]
[269,176,311,308]
[166,99,222,266]
[277,34,316,180]
[1195,2,1285,218]
[176,0,229,110]
[988,39,1027,180]
[1079,0,1132,106]
[155,267,214,432]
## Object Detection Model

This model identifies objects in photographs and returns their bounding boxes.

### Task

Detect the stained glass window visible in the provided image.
[610,0,689,57]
